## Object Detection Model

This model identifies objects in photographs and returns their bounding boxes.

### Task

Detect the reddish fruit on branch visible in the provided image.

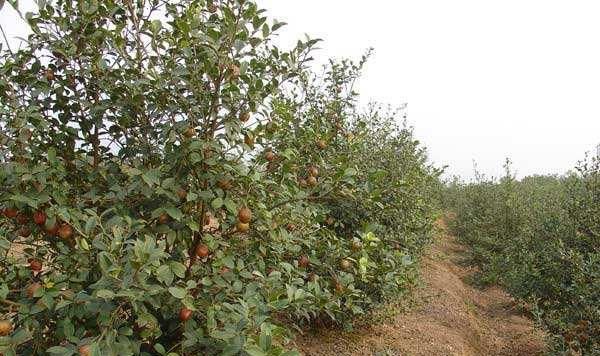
[78,345,91,356]
[58,223,73,240]
[179,307,193,321]
[33,211,47,225]
[45,223,59,237]
[264,151,275,162]
[183,127,195,138]
[236,221,250,233]
[177,188,188,200]
[316,139,327,149]
[244,134,254,147]
[340,259,352,270]
[44,68,55,81]
[308,166,319,177]
[0,320,13,336]
[207,3,218,13]
[239,112,251,123]
[217,178,232,190]
[3,208,18,218]
[158,213,169,225]
[16,213,29,225]
[333,280,344,293]
[238,207,252,224]
[307,176,318,187]
[298,255,310,268]
[229,64,240,79]
[29,259,42,272]
[195,244,209,258]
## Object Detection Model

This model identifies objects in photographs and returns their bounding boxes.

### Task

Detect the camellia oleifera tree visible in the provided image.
[0,0,441,355]
[446,157,600,354]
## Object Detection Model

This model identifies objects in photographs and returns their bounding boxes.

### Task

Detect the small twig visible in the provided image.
[0,23,14,56]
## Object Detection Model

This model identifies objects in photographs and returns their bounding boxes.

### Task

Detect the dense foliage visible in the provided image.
[446,158,600,355]
[0,1,440,355]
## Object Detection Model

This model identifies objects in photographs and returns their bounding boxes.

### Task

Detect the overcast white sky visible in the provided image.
[2,1,600,179]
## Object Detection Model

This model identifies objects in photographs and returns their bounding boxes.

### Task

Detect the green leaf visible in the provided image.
[281,351,301,356]
[151,20,162,33]
[223,198,237,214]
[96,289,115,299]
[165,207,183,221]
[168,287,186,299]
[46,346,74,355]
[142,169,161,187]
[153,343,166,354]
[170,262,186,278]
[245,346,267,356]
[211,197,223,210]
[344,167,358,177]
[156,265,174,286]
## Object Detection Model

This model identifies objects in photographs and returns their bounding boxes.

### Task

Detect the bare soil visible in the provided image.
[293,218,547,356]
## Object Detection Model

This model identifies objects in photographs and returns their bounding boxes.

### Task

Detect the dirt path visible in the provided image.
[293,218,547,356]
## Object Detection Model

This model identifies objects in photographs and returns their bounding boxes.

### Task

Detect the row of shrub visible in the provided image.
[445,157,600,355]
[0,1,441,355]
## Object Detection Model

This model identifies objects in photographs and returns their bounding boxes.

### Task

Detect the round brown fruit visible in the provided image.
[334,281,344,293]
[78,345,91,356]
[236,221,250,233]
[45,223,59,236]
[207,3,218,13]
[229,64,240,79]
[44,68,55,81]
[217,178,232,190]
[195,244,209,258]
[30,259,42,272]
[3,207,18,218]
[26,282,41,298]
[298,255,310,268]
[307,176,318,187]
[308,166,319,177]
[176,188,187,200]
[18,227,32,238]
[239,112,251,123]
[158,213,169,225]
[58,223,73,239]
[286,223,296,232]
[244,134,254,147]
[16,213,29,225]
[238,207,252,224]
[325,216,335,226]
[298,178,307,188]
[265,121,277,133]
[179,307,193,322]
[33,211,47,225]
[340,259,352,270]
[0,320,13,336]
[351,240,362,252]
[183,127,195,138]
[316,139,327,149]
[264,151,275,162]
